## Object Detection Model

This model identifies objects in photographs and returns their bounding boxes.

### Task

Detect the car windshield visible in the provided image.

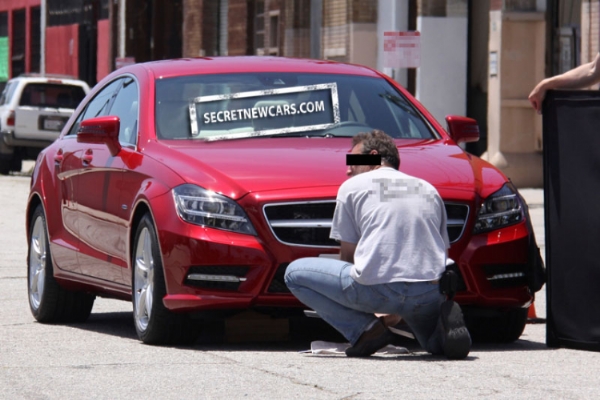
[18,83,86,109]
[155,73,437,141]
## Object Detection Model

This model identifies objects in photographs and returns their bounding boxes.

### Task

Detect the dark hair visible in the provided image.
[352,129,400,170]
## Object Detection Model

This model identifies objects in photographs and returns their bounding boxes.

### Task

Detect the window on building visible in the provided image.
[30,7,41,73]
[11,9,26,77]
[254,1,279,56]
[255,0,265,53]
[268,12,279,52]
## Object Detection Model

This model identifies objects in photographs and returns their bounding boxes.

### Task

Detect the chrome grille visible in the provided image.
[263,201,338,248]
[263,201,469,247]
[444,203,469,243]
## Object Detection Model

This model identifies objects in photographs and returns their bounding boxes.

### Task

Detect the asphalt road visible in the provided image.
[1,164,598,399]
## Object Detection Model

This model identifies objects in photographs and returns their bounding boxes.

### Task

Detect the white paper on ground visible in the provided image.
[301,340,409,355]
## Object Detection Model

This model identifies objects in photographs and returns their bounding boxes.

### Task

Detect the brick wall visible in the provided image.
[228,0,249,55]
[183,0,203,57]
[282,0,310,57]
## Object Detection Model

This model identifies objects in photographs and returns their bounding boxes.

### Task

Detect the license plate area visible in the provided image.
[38,116,68,131]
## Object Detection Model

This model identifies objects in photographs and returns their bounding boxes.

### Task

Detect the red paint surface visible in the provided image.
[96,19,110,82]
[45,24,79,78]
[0,0,40,10]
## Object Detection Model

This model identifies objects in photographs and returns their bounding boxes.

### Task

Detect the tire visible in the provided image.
[0,154,21,174]
[10,155,22,173]
[132,214,199,345]
[28,205,95,322]
[0,156,10,175]
[466,307,528,343]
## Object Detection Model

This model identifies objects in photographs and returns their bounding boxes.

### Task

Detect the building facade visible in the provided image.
[2,0,598,187]
[0,0,40,81]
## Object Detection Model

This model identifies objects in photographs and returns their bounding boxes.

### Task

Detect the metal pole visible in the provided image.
[40,0,46,74]
[119,0,126,58]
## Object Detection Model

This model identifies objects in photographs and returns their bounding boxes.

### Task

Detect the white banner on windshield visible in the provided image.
[189,83,340,141]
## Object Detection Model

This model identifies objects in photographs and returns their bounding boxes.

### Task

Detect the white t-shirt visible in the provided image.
[329,167,450,285]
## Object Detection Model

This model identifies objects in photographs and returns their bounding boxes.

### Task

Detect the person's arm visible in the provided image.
[529,52,600,113]
[339,241,357,263]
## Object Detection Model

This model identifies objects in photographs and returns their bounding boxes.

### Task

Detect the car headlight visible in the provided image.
[473,183,524,234]
[173,184,257,235]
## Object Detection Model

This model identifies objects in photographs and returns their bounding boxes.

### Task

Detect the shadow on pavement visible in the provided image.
[63,310,552,354]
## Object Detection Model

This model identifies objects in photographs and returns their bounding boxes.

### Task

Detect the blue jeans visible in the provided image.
[285,257,444,354]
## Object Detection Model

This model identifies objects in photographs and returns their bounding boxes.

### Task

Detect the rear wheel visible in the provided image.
[28,205,95,322]
[132,214,199,345]
[466,308,528,343]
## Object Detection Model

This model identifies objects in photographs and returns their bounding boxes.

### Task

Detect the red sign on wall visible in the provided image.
[115,57,135,69]
[383,31,421,69]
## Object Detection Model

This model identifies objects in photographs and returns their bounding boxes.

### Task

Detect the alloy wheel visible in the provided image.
[28,216,47,310]
[134,227,154,332]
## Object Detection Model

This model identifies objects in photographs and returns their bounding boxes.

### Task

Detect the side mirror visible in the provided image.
[445,115,480,145]
[77,116,122,156]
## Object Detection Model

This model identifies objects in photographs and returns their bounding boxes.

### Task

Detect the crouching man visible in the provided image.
[284,130,471,359]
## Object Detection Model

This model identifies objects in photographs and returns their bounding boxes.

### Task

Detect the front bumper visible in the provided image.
[451,220,534,308]
[151,189,534,313]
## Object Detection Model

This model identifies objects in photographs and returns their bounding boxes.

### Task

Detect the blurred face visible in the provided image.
[346,143,379,177]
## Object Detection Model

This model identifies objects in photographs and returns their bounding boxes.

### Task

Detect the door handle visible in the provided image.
[82,149,93,165]
[54,149,64,164]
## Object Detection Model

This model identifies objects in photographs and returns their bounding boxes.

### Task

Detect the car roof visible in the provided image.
[135,56,382,80]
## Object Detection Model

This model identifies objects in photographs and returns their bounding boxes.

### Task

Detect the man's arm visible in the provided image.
[529,52,600,113]
[339,241,357,264]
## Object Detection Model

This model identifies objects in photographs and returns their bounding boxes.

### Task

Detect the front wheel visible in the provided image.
[28,205,95,322]
[132,214,199,345]
[0,155,11,175]
[465,307,528,343]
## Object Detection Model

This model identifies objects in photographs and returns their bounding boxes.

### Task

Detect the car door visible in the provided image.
[57,78,123,283]
[76,77,139,285]
[48,134,84,273]
[49,79,121,274]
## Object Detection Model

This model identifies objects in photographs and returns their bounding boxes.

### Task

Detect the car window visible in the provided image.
[67,79,123,136]
[108,77,138,145]
[18,83,86,108]
[0,81,17,105]
[155,73,437,141]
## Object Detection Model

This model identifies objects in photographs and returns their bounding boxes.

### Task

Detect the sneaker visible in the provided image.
[345,319,395,357]
[440,300,471,359]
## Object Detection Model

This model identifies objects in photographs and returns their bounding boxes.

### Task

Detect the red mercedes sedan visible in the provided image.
[26,57,541,345]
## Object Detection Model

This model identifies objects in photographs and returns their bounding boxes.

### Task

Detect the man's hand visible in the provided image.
[529,52,600,114]
[528,81,548,114]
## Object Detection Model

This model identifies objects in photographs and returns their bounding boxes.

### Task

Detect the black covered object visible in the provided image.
[543,89,600,351]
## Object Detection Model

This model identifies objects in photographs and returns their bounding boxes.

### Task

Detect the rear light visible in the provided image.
[47,79,63,84]
[6,110,15,126]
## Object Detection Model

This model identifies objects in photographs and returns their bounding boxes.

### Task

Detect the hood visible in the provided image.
[148,137,507,200]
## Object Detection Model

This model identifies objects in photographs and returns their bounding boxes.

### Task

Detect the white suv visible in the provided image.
[0,74,90,174]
